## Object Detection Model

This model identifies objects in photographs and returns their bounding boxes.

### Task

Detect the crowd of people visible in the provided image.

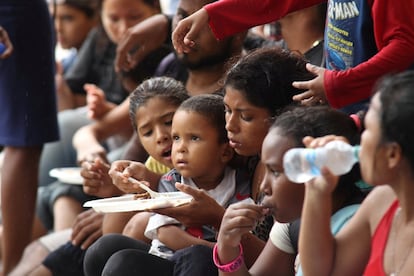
[1,0,414,275]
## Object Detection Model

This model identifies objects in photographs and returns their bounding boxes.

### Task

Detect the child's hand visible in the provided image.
[154,182,225,229]
[84,84,115,120]
[292,63,327,106]
[217,201,267,248]
[81,158,121,198]
[109,160,156,194]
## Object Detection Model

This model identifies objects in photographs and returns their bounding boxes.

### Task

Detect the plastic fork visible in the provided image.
[128,177,161,198]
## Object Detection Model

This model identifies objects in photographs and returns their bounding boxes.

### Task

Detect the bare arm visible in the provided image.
[73,97,132,162]
[116,14,170,72]
[157,225,214,251]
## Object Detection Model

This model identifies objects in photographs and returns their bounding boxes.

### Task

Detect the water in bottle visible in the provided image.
[283,140,360,183]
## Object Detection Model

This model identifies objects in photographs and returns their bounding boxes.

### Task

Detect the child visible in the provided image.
[83,93,251,276]
[50,0,100,111]
[172,0,414,113]
[214,105,365,275]
[299,71,414,275]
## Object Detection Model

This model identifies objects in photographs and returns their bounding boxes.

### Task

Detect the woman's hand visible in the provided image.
[302,135,346,194]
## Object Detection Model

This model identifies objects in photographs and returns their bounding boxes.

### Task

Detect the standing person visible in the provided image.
[299,71,414,275]
[0,0,59,273]
[172,0,414,113]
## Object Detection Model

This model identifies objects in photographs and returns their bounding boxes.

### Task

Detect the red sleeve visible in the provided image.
[325,0,414,108]
[204,0,324,40]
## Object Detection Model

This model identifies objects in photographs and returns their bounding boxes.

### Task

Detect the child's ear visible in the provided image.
[220,143,234,163]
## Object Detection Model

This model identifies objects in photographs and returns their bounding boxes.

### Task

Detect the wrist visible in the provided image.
[213,243,244,273]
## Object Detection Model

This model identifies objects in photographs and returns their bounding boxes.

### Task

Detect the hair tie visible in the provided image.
[350,114,361,132]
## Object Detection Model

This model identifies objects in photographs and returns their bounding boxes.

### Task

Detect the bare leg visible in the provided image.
[9,240,49,276]
[122,212,151,244]
[53,197,84,231]
[1,146,42,274]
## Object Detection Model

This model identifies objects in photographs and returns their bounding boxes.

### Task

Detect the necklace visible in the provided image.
[390,207,414,276]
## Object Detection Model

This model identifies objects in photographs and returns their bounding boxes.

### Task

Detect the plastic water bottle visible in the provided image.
[283,140,360,183]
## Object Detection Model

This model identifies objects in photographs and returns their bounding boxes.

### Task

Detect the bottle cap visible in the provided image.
[0,43,6,55]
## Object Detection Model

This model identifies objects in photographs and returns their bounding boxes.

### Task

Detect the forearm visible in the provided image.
[73,125,106,161]
[240,232,265,268]
[325,0,414,108]
[205,0,322,40]
[157,225,214,251]
[299,186,334,276]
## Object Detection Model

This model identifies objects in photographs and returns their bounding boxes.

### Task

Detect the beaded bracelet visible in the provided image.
[212,243,244,273]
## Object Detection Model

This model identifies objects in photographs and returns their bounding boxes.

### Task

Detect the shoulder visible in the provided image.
[357,186,396,233]
[158,169,181,192]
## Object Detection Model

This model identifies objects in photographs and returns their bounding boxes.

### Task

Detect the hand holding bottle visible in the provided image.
[284,136,360,183]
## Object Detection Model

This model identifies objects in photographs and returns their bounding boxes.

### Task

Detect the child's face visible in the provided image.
[224,86,272,157]
[135,97,176,168]
[101,0,159,44]
[171,110,231,184]
[259,127,305,223]
[53,4,97,49]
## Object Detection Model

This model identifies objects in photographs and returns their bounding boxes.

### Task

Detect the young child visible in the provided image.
[172,0,414,113]
[145,93,250,259]
[214,105,365,275]
[83,93,251,276]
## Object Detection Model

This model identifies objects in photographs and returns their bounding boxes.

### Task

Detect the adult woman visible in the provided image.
[299,71,414,275]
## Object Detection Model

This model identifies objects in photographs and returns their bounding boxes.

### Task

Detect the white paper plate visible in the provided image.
[83,192,193,213]
[49,167,83,185]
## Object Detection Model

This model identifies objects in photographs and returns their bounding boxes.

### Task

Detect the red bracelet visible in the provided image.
[212,243,244,273]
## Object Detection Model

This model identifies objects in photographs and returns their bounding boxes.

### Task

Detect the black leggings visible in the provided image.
[84,233,217,276]
[84,233,174,276]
